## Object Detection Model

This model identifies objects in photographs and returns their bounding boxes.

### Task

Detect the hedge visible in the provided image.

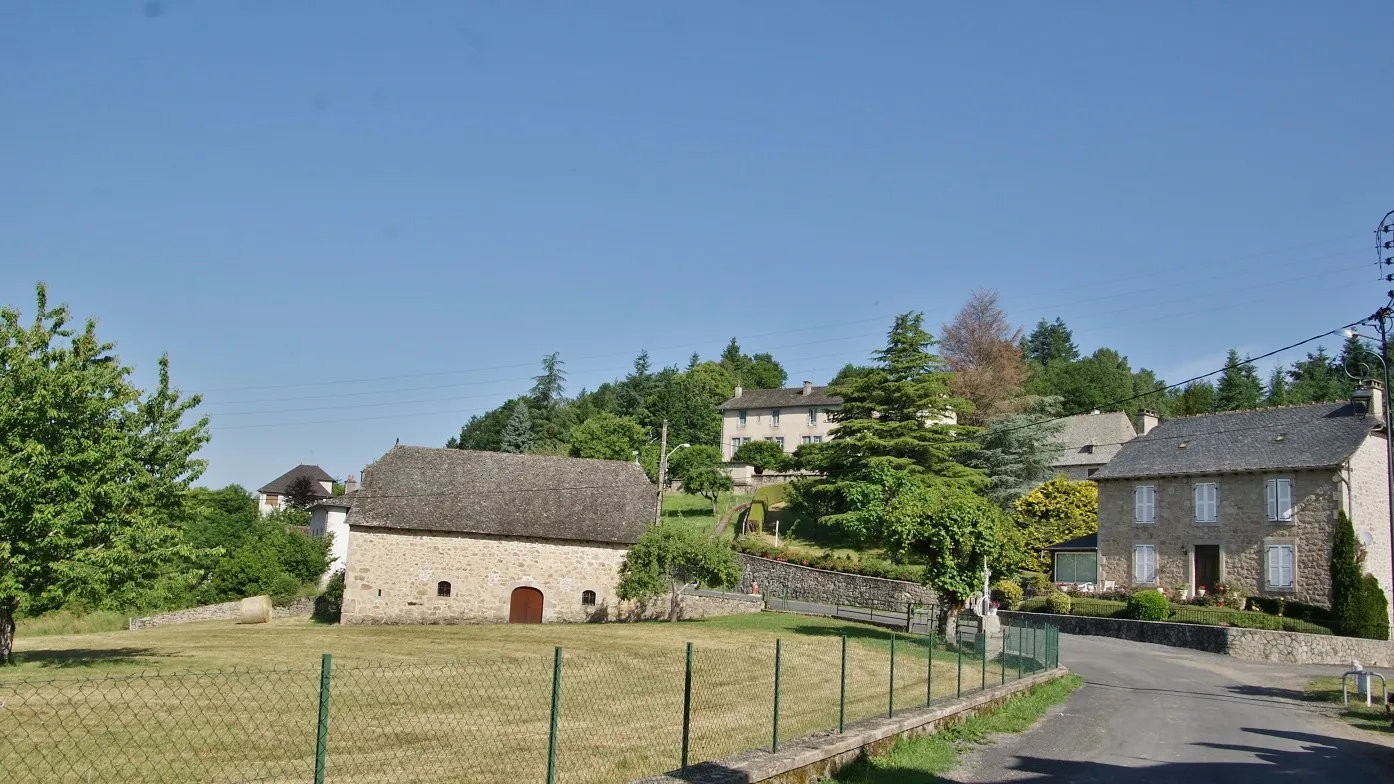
[730,539,922,582]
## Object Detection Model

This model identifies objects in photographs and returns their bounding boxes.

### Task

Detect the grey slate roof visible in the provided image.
[258,464,334,495]
[1044,533,1097,551]
[1050,412,1139,468]
[1090,403,1379,480]
[310,490,357,510]
[347,445,654,544]
[720,385,841,410]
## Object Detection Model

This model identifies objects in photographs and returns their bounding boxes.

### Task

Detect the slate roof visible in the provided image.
[1090,403,1380,480]
[346,446,654,545]
[720,385,841,410]
[1050,412,1139,468]
[1044,533,1098,551]
[258,464,334,495]
[310,491,357,510]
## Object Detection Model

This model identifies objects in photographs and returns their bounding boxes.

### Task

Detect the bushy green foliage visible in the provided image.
[730,539,921,582]
[1214,349,1264,411]
[0,285,212,663]
[732,440,793,474]
[884,481,1025,607]
[992,579,1024,610]
[1356,574,1390,641]
[1012,477,1098,572]
[744,501,765,532]
[187,498,330,606]
[568,412,646,461]
[616,524,741,620]
[1022,571,1053,597]
[499,400,536,454]
[1044,591,1072,614]
[964,398,1066,508]
[1331,511,1364,636]
[1126,590,1170,621]
[314,571,345,623]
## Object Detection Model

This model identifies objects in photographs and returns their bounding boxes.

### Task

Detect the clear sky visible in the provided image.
[3,2,1391,490]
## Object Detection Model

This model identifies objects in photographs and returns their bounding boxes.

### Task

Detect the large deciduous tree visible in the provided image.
[731,439,793,475]
[616,524,741,620]
[1012,477,1098,572]
[940,289,1028,425]
[0,285,210,663]
[569,412,647,462]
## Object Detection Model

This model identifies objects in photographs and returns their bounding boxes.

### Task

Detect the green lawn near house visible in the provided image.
[1,611,997,784]
[1305,677,1394,735]
[1016,596,1333,635]
[660,490,751,538]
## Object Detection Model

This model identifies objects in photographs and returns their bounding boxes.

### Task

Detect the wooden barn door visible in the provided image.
[509,587,544,624]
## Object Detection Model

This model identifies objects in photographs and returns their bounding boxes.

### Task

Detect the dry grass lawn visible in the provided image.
[1,612,1019,784]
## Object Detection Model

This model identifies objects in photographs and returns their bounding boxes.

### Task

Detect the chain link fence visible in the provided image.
[0,620,1058,784]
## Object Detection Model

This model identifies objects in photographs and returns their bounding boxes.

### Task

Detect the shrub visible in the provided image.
[1356,574,1390,641]
[745,501,766,533]
[1126,590,1170,621]
[313,571,345,623]
[732,441,793,474]
[992,579,1024,610]
[1044,591,1072,615]
[1022,571,1053,598]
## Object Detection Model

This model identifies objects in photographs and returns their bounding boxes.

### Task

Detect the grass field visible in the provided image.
[1305,676,1394,735]
[0,611,1024,784]
[659,490,750,538]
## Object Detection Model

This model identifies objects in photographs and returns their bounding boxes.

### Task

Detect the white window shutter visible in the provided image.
[1135,488,1144,522]
[1266,480,1277,520]
[1147,547,1157,583]
[1267,546,1279,584]
[1278,480,1292,520]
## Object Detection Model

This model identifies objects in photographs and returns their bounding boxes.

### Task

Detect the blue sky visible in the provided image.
[2,2,1391,489]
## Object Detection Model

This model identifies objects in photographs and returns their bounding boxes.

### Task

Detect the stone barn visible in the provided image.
[340,445,654,625]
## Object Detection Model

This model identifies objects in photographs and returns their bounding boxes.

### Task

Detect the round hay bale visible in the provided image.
[238,595,273,625]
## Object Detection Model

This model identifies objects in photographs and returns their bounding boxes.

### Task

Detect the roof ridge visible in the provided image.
[1154,400,1345,423]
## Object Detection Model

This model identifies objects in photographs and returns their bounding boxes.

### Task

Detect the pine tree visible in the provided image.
[1214,350,1264,411]
[1265,366,1290,407]
[530,352,567,408]
[1330,511,1363,637]
[1287,347,1344,404]
[1174,381,1216,415]
[499,401,535,454]
[1023,317,1079,366]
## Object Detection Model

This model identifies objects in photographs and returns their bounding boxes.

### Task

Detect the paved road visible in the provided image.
[942,634,1394,783]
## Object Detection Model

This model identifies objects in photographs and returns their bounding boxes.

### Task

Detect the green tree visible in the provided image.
[1214,349,1264,412]
[1025,348,1138,415]
[1288,347,1344,404]
[675,447,734,515]
[569,413,646,462]
[283,475,323,510]
[1173,381,1216,415]
[616,524,741,620]
[1265,366,1291,407]
[829,363,874,387]
[531,352,567,408]
[1330,511,1364,637]
[1337,334,1379,391]
[1357,574,1390,641]
[731,440,793,474]
[499,400,535,454]
[1012,477,1098,572]
[1023,318,1079,366]
[616,351,654,421]
[0,285,210,663]
[744,352,787,389]
[965,398,1066,509]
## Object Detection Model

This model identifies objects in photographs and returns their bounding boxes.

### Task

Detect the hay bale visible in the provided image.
[238,595,273,625]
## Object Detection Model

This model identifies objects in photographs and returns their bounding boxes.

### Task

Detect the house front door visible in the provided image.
[1194,546,1221,594]
[509,587,544,624]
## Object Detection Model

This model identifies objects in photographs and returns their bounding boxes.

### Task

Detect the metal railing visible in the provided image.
[0,621,1059,783]
[1019,596,1390,640]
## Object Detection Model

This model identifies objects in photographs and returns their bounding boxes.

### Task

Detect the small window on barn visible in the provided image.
[437,581,452,598]
[581,590,596,607]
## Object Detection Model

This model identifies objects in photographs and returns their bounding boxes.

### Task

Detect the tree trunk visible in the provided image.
[668,580,681,622]
[0,602,15,666]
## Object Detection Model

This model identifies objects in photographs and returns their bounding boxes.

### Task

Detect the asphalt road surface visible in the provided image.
[941,634,1394,783]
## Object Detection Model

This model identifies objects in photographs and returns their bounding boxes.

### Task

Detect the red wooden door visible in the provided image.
[509,587,544,624]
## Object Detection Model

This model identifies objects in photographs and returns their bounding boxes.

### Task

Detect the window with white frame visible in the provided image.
[731,437,741,455]
[770,409,780,427]
[1266,479,1293,522]
[1193,483,1217,523]
[737,410,747,428]
[808,408,818,426]
[1266,544,1294,588]
[1134,486,1156,524]
[812,436,822,443]
[801,435,813,445]
[774,436,785,449]
[1133,545,1158,584]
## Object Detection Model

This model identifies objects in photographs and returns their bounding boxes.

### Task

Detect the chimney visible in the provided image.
[733,385,743,399]
[1351,381,1384,420]
[1138,410,1159,435]
[343,474,358,494]
[802,381,813,396]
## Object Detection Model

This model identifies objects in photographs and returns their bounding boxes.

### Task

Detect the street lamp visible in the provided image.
[1342,326,1394,599]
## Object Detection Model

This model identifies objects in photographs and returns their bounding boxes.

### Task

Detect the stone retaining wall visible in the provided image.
[619,588,765,622]
[738,554,935,610]
[129,597,315,631]
[1002,610,1394,666]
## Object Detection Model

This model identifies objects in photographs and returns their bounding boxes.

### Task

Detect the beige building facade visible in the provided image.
[1092,396,1392,614]
[720,382,841,460]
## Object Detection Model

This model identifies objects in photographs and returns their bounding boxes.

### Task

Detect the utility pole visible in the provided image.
[654,419,669,526]
[1376,212,1394,602]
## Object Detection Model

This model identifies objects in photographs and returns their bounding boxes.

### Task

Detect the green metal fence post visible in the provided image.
[926,630,933,706]
[955,627,963,698]
[1000,630,1007,686]
[980,632,987,692]
[546,647,562,784]
[888,632,896,718]
[772,639,783,752]
[1016,627,1023,680]
[681,642,693,772]
[838,634,847,733]
[313,653,331,784]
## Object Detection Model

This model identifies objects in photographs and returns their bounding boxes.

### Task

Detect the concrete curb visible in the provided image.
[633,666,1069,784]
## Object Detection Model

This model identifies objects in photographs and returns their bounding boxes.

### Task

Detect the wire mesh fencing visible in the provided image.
[0,620,1060,784]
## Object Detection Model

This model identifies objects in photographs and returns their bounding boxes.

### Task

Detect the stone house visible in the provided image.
[257,464,334,516]
[1091,389,1392,614]
[340,445,653,625]
[720,382,842,460]
[1048,411,1151,480]
[307,474,357,587]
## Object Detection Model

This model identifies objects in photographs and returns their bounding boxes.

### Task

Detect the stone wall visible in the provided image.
[1345,434,1393,615]
[343,526,630,625]
[1001,610,1394,666]
[1097,468,1340,607]
[618,588,765,622]
[738,554,935,610]
[128,597,314,631]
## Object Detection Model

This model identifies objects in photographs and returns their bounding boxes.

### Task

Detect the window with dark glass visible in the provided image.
[437,581,452,597]
[581,590,596,607]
